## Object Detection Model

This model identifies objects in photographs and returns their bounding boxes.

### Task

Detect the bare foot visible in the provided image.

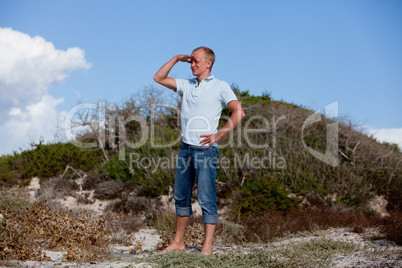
[158,243,185,254]
[200,249,213,256]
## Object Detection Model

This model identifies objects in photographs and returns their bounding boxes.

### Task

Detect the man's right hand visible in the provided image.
[154,55,193,91]
[176,54,193,63]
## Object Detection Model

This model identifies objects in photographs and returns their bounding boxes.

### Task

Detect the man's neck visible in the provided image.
[197,73,211,85]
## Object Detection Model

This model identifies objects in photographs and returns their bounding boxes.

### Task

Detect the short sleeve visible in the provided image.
[174,78,187,94]
[219,81,238,106]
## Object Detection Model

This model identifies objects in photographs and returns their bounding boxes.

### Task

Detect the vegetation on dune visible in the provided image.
[1,85,401,210]
[0,85,401,263]
[1,85,400,212]
[131,238,361,268]
[0,142,103,185]
[232,178,297,218]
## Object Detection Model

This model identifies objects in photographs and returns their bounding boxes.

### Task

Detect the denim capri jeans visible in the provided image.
[174,142,219,224]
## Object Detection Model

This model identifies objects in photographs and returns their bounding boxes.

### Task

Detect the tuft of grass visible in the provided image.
[130,250,283,268]
[153,210,177,231]
[282,238,360,256]
[275,238,360,267]
[215,220,245,244]
[0,194,32,211]
[131,238,359,268]
[0,260,21,268]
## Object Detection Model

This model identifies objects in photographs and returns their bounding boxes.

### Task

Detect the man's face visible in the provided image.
[190,50,211,77]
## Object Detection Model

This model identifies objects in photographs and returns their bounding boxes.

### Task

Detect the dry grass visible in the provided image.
[241,206,378,243]
[150,205,386,248]
[274,238,360,267]
[0,193,32,211]
[0,260,21,267]
[104,211,143,245]
[152,210,177,231]
[215,220,246,244]
[0,200,111,262]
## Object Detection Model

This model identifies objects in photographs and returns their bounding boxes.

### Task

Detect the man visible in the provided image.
[153,47,245,255]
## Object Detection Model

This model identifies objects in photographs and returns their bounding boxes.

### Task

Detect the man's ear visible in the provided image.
[207,61,212,69]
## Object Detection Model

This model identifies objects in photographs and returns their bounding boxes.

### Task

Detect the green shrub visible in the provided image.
[232,178,297,218]
[0,142,103,185]
[97,140,178,197]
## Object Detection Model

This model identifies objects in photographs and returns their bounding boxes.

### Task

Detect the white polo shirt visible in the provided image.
[175,75,238,146]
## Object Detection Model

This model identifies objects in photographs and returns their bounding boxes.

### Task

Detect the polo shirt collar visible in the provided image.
[204,75,214,82]
[190,75,215,85]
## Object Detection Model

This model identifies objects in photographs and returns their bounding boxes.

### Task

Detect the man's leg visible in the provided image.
[201,223,216,255]
[160,143,194,253]
[194,146,219,255]
[161,215,189,252]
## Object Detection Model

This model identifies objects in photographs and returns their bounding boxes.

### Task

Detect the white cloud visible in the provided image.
[366,127,402,150]
[0,27,91,155]
[1,95,65,154]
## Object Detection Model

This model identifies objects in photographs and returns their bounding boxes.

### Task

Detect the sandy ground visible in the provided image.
[4,227,402,267]
[2,178,401,267]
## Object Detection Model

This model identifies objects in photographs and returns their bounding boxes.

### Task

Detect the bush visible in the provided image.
[36,177,80,201]
[0,142,103,185]
[376,211,402,245]
[232,178,297,218]
[242,206,375,242]
[95,180,124,200]
[82,172,109,190]
[97,142,177,197]
[387,174,402,210]
[123,196,150,214]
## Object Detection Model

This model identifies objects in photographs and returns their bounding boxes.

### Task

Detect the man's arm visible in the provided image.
[153,55,193,91]
[199,100,245,148]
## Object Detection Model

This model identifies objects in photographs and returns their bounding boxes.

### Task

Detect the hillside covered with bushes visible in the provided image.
[1,86,402,265]
[1,86,400,214]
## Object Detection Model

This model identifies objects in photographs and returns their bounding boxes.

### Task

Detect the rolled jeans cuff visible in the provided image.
[202,214,218,224]
[175,206,193,217]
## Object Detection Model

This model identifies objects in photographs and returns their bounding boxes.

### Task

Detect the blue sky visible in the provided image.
[0,0,401,154]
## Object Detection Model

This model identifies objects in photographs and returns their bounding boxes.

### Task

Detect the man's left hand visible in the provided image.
[199,133,222,148]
